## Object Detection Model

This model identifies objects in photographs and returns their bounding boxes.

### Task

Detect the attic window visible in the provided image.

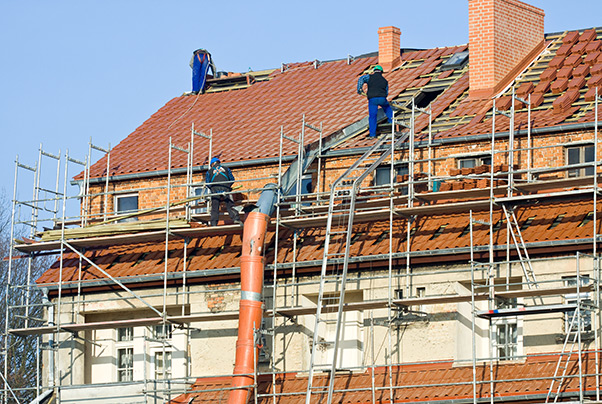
[429,224,447,240]
[520,217,536,231]
[548,214,566,230]
[578,212,594,228]
[414,87,445,109]
[441,50,469,71]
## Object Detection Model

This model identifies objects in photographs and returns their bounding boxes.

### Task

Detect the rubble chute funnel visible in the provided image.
[228,210,270,404]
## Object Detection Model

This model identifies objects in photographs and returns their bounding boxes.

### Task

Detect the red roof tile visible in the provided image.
[551,77,569,93]
[568,76,586,90]
[573,64,590,77]
[80,29,602,183]
[584,51,601,66]
[586,40,601,53]
[571,41,587,55]
[579,28,597,43]
[37,199,599,286]
[171,352,600,403]
[548,55,565,69]
[563,31,580,45]
[564,53,583,67]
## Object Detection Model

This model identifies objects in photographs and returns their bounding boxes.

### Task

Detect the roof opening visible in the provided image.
[210,245,225,260]
[520,216,536,231]
[460,224,470,238]
[441,50,469,71]
[350,232,364,244]
[374,230,390,244]
[134,252,149,266]
[548,214,566,230]
[491,219,506,233]
[415,87,445,109]
[430,224,447,240]
[578,212,594,228]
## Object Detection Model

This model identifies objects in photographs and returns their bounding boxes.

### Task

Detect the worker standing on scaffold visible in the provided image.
[206,157,242,226]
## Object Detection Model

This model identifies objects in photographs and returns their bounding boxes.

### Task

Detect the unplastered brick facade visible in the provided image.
[85,127,600,219]
[469,0,545,98]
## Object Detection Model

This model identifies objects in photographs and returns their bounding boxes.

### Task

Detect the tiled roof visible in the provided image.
[37,198,599,285]
[85,28,602,181]
[170,352,599,403]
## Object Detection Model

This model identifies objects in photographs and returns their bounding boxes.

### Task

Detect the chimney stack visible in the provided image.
[468,0,545,98]
[378,26,401,72]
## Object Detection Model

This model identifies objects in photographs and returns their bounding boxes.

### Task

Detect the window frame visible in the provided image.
[456,155,492,169]
[114,193,139,222]
[115,327,135,382]
[374,163,409,187]
[153,350,173,380]
[491,297,520,360]
[153,323,173,340]
[565,143,595,178]
[563,275,592,334]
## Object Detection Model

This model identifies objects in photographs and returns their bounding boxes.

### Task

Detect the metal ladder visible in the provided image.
[305,129,410,404]
[545,304,585,403]
[501,204,539,289]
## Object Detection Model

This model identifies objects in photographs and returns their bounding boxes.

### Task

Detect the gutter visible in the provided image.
[80,110,600,187]
[37,236,599,292]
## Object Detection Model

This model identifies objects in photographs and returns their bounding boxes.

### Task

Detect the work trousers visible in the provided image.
[368,97,393,137]
[210,194,240,226]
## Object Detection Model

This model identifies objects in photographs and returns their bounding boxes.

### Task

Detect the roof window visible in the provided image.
[414,87,445,109]
[441,50,469,71]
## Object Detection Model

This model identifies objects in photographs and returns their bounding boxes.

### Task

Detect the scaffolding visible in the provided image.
[1,86,602,404]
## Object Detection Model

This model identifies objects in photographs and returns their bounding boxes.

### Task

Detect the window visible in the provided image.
[117,327,133,342]
[457,155,491,169]
[117,347,134,381]
[564,276,592,333]
[154,324,173,340]
[374,164,409,187]
[116,327,134,382]
[441,50,469,71]
[193,186,209,214]
[115,193,139,222]
[566,144,594,178]
[287,175,313,196]
[154,351,172,380]
[492,298,519,360]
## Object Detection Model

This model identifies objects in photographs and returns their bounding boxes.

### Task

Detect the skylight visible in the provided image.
[441,50,469,71]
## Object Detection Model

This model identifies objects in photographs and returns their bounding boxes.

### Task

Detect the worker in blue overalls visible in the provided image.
[357,65,393,138]
[206,157,242,226]
[190,49,216,94]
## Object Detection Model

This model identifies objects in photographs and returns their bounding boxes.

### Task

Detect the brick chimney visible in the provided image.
[468,0,545,98]
[378,26,401,72]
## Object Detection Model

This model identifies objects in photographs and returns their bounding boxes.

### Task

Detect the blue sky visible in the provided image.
[1,0,601,207]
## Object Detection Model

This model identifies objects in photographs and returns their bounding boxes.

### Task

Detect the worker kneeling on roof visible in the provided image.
[206,157,242,226]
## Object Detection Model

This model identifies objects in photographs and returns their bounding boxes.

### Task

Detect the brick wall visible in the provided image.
[86,129,598,220]
[378,26,401,72]
[469,0,544,98]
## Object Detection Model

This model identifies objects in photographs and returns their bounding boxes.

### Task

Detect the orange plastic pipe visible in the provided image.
[228,211,270,404]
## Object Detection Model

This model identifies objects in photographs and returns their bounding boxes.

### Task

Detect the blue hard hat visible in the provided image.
[210,157,220,165]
